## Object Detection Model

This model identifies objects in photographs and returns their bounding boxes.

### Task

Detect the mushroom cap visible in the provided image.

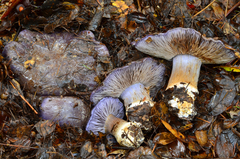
[90,58,166,105]
[40,97,90,128]
[2,30,109,95]
[86,97,124,135]
[134,27,235,64]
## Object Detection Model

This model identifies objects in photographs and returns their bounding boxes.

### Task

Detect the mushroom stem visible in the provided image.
[167,55,202,92]
[120,83,155,130]
[166,55,202,120]
[105,114,144,147]
[120,83,154,110]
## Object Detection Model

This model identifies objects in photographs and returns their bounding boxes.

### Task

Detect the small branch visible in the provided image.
[0,143,38,149]
[226,1,240,17]
[9,81,38,114]
[217,1,240,24]
[192,0,216,19]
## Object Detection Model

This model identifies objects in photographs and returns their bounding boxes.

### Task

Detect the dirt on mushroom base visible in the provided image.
[0,0,239,158]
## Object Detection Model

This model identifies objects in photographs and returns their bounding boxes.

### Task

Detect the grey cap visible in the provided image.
[41,97,90,128]
[134,27,235,64]
[2,30,109,96]
[90,58,166,105]
[86,97,124,135]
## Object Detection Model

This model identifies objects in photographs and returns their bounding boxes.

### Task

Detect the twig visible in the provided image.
[192,0,216,19]
[95,0,102,6]
[220,113,226,119]
[151,143,157,153]
[9,81,38,114]
[196,117,211,124]
[225,1,240,17]
[225,0,228,16]
[0,143,38,149]
[217,1,240,25]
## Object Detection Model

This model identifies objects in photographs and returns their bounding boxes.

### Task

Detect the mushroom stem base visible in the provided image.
[127,102,153,131]
[165,54,201,120]
[165,86,197,120]
[105,114,144,147]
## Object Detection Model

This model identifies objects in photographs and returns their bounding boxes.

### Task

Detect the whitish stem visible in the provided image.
[167,55,202,120]
[105,114,144,147]
[120,83,155,110]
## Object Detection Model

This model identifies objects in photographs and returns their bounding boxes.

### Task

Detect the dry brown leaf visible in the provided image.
[160,119,187,143]
[112,0,128,13]
[34,120,56,138]
[211,2,224,19]
[195,130,208,146]
[188,140,201,152]
[153,132,176,145]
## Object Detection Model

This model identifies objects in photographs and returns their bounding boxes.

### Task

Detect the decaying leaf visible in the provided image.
[211,2,224,19]
[188,140,201,152]
[195,130,208,147]
[153,132,176,145]
[160,119,187,143]
[216,130,236,158]
[223,118,240,129]
[215,66,240,72]
[108,149,128,157]
[151,101,168,126]
[112,0,129,14]
[80,141,93,158]
[168,140,186,157]
[34,120,56,138]
[97,143,107,158]
[208,76,237,116]
[127,146,154,159]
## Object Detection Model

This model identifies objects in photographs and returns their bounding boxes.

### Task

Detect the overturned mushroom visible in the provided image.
[3,30,110,96]
[40,97,90,128]
[134,27,236,120]
[86,97,144,148]
[91,58,165,130]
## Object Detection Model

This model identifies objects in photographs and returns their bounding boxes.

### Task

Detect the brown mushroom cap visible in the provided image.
[134,27,235,64]
[90,58,165,105]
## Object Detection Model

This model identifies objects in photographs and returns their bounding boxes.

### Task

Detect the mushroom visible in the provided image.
[2,30,110,96]
[40,97,90,128]
[90,58,165,130]
[86,97,144,148]
[134,27,236,120]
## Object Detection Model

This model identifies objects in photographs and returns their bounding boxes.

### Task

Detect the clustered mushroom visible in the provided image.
[134,27,236,120]
[86,97,144,148]
[90,57,166,130]
[9,27,235,149]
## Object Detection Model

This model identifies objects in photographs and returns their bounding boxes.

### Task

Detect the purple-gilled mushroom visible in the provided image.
[2,30,110,96]
[40,97,90,128]
[86,97,144,148]
[90,58,166,130]
[134,27,236,120]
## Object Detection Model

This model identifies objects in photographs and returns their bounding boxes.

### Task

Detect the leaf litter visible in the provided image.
[0,0,239,158]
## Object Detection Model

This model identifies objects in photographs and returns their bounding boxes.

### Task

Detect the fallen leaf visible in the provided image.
[34,120,56,138]
[112,0,128,13]
[215,66,240,72]
[195,130,208,146]
[160,119,188,143]
[153,132,176,145]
